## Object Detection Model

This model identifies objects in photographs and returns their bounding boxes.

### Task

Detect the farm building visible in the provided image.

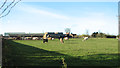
[4,32,26,36]
[4,32,44,40]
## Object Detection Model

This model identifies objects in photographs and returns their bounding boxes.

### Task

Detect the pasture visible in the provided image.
[2,38,119,67]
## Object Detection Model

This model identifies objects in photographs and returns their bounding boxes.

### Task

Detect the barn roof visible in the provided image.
[4,32,26,34]
[7,33,44,37]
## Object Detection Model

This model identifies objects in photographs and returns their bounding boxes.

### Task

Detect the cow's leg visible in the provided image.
[60,38,64,43]
[43,39,45,43]
[46,39,48,43]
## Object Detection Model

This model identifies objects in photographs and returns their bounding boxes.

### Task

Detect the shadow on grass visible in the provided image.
[2,39,120,68]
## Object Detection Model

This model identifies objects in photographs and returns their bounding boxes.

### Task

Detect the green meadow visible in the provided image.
[2,38,119,67]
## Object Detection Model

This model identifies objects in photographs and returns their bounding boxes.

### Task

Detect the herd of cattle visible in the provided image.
[1,32,90,43]
[3,32,75,40]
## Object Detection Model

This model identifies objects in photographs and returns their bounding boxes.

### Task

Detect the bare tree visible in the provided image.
[65,28,71,34]
[0,0,21,18]
[86,29,89,35]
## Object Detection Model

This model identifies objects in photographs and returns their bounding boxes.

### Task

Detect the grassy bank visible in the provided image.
[2,38,119,67]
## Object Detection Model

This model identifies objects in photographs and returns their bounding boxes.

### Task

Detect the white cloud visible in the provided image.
[19,5,70,20]
[58,12,118,35]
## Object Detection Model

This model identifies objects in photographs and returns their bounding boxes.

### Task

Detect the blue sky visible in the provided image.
[0,2,118,35]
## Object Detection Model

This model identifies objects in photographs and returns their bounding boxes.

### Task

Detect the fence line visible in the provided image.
[0,37,2,67]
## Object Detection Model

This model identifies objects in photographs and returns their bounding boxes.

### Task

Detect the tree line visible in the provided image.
[73,32,118,38]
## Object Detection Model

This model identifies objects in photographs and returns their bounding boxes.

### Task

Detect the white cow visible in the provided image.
[52,38,54,40]
[82,37,88,41]
[116,37,118,39]
[64,37,68,40]
[32,37,39,40]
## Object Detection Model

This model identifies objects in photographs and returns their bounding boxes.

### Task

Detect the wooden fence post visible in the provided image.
[0,36,2,67]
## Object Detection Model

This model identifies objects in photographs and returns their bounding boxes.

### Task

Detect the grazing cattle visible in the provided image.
[116,37,119,39]
[60,38,64,43]
[43,33,49,43]
[52,38,54,40]
[32,37,39,40]
[82,37,88,41]
[64,37,68,40]
[24,37,32,40]
[43,32,65,43]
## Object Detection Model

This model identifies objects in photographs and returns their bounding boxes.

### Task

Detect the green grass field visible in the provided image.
[2,38,119,67]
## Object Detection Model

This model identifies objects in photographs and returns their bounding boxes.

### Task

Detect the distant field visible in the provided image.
[2,38,119,67]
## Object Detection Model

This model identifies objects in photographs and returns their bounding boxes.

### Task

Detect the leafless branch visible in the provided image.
[0,0,21,19]
[0,0,7,9]
[0,0,15,16]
